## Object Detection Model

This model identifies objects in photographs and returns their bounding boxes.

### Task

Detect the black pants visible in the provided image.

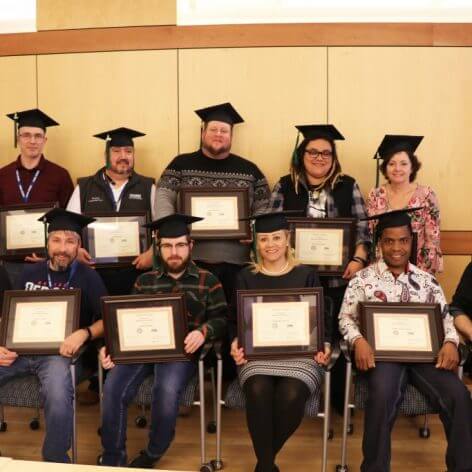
[362,362,472,472]
[196,261,243,380]
[243,375,309,472]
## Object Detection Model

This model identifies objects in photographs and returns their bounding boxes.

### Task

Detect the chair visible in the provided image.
[98,342,223,472]
[335,341,469,472]
[0,359,80,463]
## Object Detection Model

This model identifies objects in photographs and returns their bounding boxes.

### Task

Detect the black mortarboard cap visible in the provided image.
[7,108,59,148]
[374,135,423,160]
[144,214,203,239]
[295,124,345,142]
[39,208,95,235]
[362,207,423,238]
[195,102,244,125]
[7,108,59,130]
[93,127,145,147]
[241,211,302,233]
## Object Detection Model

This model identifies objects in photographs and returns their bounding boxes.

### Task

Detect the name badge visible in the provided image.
[128,193,143,200]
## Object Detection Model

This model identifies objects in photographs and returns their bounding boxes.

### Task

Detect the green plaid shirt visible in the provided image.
[133,261,227,341]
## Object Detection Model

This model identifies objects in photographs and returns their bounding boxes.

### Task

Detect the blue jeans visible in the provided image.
[100,360,196,466]
[0,355,74,463]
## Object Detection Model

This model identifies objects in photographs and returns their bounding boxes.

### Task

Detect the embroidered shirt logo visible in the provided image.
[88,196,103,203]
[128,193,143,200]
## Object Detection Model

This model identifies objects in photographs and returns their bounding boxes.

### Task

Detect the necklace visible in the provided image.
[261,261,290,275]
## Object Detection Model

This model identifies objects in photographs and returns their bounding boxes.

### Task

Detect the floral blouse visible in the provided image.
[366,184,443,275]
[338,259,458,346]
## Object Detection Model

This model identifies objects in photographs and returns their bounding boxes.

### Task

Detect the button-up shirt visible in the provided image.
[133,260,227,341]
[339,259,459,346]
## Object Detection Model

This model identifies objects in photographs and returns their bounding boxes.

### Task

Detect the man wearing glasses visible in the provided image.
[0,109,74,285]
[99,214,227,468]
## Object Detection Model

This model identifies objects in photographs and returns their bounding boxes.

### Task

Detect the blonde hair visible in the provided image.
[249,230,300,274]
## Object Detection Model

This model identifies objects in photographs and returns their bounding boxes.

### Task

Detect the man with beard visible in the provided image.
[99,214,227,468]
[339,208,472,472]
[0,209,107,463]
[154,103,270,304]
[0,109,74,286]
[67,127,156,295]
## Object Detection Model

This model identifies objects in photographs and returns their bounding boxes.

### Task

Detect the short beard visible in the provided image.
[161,254,191,274]
[201,142,231,158]
[49,256,72,272]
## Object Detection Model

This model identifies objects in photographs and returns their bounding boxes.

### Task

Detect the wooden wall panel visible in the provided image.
[36,50,178,183]
[178,47,328,187]
[37,0,176,31]
[0,56,37,167]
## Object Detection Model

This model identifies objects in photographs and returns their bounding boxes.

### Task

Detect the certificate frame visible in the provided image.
[0,289,81,355]
[178,187,250,239]
[237,288,324,360]
[102,293,189,364]
[359,302,444,363]
[83,211,151,268]
[287,217,357,275]
[0,202,58,260]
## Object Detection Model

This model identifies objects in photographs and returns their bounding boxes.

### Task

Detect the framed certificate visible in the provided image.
[287,217,357,275]
[0,202,58,260]
[237,288,324,360]
[178,187,250,239]
[359,302,444,362]
[0,289,81,355]
[83,211,150,267]
[102,293,189,364]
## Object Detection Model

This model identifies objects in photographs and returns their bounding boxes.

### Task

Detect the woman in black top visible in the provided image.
[231,212,330,472]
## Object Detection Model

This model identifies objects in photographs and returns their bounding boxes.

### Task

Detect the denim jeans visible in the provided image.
[361,362,472,472]
[100,360,196,466]
[0,355,74,463]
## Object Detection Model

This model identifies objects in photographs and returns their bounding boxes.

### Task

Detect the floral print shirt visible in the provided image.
[366,184,443,275]
[338,259,458,347]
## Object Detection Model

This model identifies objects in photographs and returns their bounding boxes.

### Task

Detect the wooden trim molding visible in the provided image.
[2,23,472,57]
[441,231,472,256]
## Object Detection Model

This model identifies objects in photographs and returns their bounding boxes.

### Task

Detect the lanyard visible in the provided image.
[16,168,40,203]
[46,260,78,289]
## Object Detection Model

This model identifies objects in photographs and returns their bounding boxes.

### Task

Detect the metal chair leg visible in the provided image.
[212,357,223,470]
[70,363,77,464]
[338,360,352,472]
[321,370,331,472]
[198,359,207,467]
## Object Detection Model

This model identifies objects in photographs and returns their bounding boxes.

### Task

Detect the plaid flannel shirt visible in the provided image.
[133,261,227,341]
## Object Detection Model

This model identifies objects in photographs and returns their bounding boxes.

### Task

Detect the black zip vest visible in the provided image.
[278,174,355,217]
[78,168,154,214]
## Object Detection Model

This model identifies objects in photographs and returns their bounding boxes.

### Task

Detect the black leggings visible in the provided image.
[243,375,310,472]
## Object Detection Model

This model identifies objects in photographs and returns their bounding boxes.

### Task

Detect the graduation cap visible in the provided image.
[144,214,203,239]
[362,207,423,239]
[6,108,59,148]
[94,127,145,148]
[39,208,95,235]
[241,211,302,233]
[373,135,423,187]
[195,102,244,126]
[292,124,344,167]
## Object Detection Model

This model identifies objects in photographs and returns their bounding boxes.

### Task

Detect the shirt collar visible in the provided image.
[375,258,415,279]
[153,260,200,280]
[16,155,46,171]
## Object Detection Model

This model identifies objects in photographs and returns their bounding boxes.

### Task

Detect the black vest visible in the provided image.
[279,174,355,217]
[78,169,154,214]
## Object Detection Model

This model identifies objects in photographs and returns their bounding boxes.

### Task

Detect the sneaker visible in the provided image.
[128,450,161,468]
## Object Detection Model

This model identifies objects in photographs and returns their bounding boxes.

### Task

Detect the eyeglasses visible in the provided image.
[159,242,190,251]
[18,133,45,142]
[304,149,333,159]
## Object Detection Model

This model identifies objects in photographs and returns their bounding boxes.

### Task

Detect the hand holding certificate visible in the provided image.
[360,302,444,362]
[0,290,80,355]
[102,294,189,364]
[237,288,324,360]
